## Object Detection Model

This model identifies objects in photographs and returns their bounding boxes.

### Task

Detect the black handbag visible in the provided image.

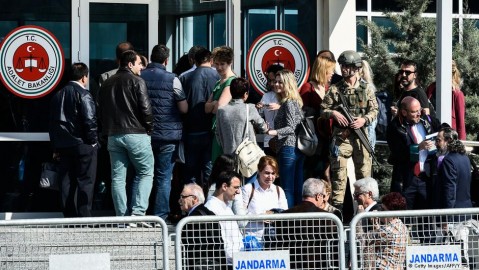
[296,115,318,156]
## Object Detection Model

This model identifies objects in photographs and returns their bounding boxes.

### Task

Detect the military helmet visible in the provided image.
[337,50,362,68]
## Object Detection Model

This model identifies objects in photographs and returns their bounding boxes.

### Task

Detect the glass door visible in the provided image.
[72,0,158,90]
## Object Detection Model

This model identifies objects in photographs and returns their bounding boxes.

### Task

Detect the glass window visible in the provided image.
[469,1,479,14]
[284,0,317,71]
[0,1,71,206]
[182,15,208,55]
[356,0,367,11]
[372,17,398,52]
[246,8,275,46]
[372,0,458,13]
[213,12,226,48]
[357,17,368,52]
[372,0,402,12]
[0,22,18,38]
[0,0,71,133]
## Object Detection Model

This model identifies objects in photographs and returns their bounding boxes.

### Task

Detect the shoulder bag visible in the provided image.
[235,105,265,178]
[296,108,319,156]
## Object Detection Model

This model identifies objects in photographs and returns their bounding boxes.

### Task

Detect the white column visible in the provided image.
[436,0,453,125]
[323,0,357,58]
[226,0,241,75]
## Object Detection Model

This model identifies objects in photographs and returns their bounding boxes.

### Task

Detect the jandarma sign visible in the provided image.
[0,25,65,99]
[246,30,310,95]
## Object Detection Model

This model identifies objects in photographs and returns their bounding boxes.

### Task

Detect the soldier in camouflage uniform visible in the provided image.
[320,50,378,210]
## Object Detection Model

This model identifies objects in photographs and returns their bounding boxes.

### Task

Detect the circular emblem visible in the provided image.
[0,25,65,99]
[246,30,310,95]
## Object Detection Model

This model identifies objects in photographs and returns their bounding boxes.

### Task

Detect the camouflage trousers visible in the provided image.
[329,133,372,207]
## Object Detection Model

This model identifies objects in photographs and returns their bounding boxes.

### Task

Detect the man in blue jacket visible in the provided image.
[141,44,188,221]
[49,62,98,217]
[435,127,472,212]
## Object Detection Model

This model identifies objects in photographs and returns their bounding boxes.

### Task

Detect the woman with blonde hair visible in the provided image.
[426,60,466,140]
[299,55,336,181]
[266,69,305,207]
[359,59,379,150]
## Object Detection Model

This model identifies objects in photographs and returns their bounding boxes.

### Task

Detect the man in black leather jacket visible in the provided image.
[98,50,154,218]
[49,62,98,217]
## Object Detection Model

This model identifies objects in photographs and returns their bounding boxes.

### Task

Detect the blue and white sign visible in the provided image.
[406,245,462,269]
[233,250,290,270]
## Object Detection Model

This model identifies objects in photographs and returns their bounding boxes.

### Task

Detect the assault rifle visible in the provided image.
[336,104,378,164]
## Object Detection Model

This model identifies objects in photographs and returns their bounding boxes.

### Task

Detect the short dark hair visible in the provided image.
[151,44,170,64]
[116,42,134,60]
[70,62,88,81]
[266,64,284,75]
[230,78,250,99]
[213,46,234,64]
[188,45,203,61]
[119,50,139,68]
[401,59,418,72]
[194,47,211,66]
[215,171,241,189]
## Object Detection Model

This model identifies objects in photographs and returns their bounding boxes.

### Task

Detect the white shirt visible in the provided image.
[411,123,428,172]
[241,180,288,239]
[205,196,243,264]
[259,91,279,147]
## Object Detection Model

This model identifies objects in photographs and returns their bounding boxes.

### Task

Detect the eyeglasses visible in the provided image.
[179,194,195,199]
[398,70,416,76]
[353,192,367,198]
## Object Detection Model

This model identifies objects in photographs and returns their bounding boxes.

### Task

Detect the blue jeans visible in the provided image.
[184,132,212,186]
[151,141,176,220]
[278,146,305,208]
[108,134,154,216]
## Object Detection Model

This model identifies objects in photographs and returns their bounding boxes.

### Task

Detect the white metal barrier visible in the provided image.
[0,216,169,269]
[175,212,345,270]
[350,208,479,270]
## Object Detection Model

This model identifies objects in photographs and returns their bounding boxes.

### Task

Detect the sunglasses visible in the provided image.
[398,70,416,76]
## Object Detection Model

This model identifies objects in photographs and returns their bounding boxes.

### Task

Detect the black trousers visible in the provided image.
[57,144,98,217]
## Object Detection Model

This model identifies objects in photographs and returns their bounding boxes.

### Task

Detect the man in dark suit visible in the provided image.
[49,63,98,217]
[272,178,337,269]
[435,127,472,212]
[179,183,226,269]
[387,96,441,209]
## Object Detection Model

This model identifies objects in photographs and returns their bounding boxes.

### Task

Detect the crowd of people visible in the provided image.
[48,40,474,268]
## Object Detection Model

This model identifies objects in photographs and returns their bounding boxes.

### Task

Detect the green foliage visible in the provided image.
[360,0,479,139]
[465,95,479,140]
[453,19,479,96]
[359,0,437,92]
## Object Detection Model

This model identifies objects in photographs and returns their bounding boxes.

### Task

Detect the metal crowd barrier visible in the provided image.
[350,208,479,270]
[175,212,345,270]
[0,216,169,269]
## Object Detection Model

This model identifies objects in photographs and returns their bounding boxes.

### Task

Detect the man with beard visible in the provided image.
[391,60,434,118]
[433,127,472,213]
